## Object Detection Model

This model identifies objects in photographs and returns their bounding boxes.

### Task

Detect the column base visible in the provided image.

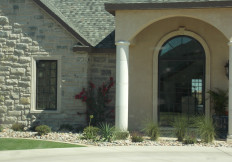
[227,135,232,143]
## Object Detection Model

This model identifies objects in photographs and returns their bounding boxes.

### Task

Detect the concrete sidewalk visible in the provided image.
[1,146,232,162]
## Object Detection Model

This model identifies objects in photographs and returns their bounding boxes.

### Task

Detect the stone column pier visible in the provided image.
[115,41,130,131]
[228,39,232,142]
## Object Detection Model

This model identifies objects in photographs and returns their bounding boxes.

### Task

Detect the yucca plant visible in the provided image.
[142,122,159,141]
[173,115,188,142]
[194,116,216,143]
[98,122,115,142]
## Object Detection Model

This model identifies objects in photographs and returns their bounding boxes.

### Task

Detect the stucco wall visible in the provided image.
[115,8,232,42]
[128,16,229,130]
[0,0,89,130]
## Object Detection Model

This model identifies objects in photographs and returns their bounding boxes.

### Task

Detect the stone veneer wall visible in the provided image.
[88,53,116,112]
[0,0,90,130]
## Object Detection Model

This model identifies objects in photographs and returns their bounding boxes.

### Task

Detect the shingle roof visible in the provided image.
[38,0,230,47]
[39,0,115,47]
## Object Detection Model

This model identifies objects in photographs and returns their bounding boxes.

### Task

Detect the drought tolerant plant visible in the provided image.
[131,132,144,142]
[142,122,159,141]
[11,123,25,131]
[173,115,188,142]
[115,131,130,140]
[194,117,216,143]
[208,89,228,116]
[75,77,115,126]
[82,115,100,141]
[82,126,100,140]
[35,125,51,136]
[98,122,115,142]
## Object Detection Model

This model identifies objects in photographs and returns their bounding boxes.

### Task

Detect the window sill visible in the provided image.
[30,110,60,114]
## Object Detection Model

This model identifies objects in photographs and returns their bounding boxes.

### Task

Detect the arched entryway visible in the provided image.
[153,29,211,125]
[158,35,205,125]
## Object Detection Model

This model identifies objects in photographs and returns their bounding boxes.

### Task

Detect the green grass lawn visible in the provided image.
[0,138,85,151]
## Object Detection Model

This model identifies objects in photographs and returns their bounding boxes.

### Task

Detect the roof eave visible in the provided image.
[105,1,232,15]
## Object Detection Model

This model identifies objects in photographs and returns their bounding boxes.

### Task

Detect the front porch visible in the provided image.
[105,1,232,142]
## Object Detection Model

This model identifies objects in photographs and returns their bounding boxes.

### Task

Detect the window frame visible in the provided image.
[31,56,61,113]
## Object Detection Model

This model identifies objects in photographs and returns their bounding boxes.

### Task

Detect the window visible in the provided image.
[36,60,57,110]
[31,56,61,113]
[158,35,205,126]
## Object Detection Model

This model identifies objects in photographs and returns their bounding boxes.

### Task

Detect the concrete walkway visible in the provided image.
[1,146,232,162]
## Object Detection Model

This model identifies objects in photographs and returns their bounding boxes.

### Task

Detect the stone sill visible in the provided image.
[30,110,60,114]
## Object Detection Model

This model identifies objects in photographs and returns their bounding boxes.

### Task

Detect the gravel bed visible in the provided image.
[1,129,232,147]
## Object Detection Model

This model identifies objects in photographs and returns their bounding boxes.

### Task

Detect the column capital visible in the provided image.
[115,41,130,46]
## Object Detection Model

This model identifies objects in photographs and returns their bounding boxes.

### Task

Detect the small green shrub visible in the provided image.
[0,125,3,132]
[59,124,74,132]
[11,123,25,131]
[194,117,215,143]
[82,126,100,140]
[131,132,144,142]
[115,131,129,140]
[35,125,51,136]
[143,122,159,141]
[173,115,188,142]
[98,123,115,142]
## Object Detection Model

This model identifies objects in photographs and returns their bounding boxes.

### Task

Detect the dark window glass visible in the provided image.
[36,60,57,110]
[158,36,205,126]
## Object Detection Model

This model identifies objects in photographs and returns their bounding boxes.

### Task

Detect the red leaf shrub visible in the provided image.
[75,77,115,126]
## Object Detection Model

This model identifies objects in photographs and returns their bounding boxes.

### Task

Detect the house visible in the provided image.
[0,0,232,142]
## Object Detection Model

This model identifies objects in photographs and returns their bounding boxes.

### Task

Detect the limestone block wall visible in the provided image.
[88,53,116,111]
[0,0,89,130]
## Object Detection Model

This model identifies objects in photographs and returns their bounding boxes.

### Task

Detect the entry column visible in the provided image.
[228,40,232,142]
[115,41,130,131]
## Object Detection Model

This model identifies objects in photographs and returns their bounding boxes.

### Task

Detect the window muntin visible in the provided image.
[36,60,57,110]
